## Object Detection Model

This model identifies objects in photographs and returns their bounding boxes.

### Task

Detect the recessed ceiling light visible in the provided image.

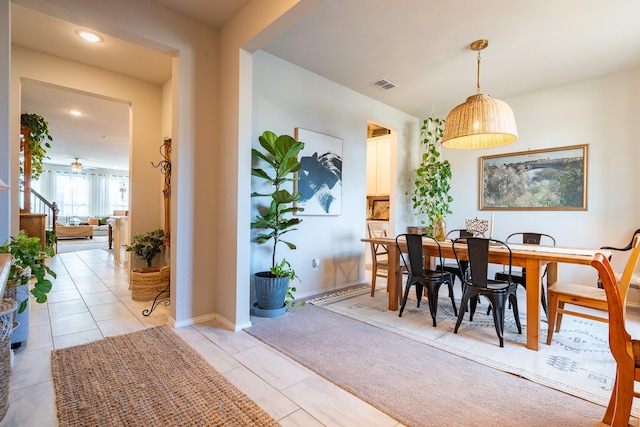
[77,30,102,43]
[69,110,83,116]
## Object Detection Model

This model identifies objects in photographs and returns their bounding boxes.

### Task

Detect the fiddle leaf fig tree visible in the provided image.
[21,113,54,181]
[251,131,305,274]
[411,117,453,226]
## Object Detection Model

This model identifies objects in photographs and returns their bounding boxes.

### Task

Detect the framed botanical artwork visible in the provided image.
[294,128,343,215]
[479,144,588,210]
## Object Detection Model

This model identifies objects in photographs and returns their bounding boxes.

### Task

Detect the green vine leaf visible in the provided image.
[411,117,453,227]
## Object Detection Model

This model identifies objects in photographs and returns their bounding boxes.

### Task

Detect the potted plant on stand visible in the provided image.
[410,117,453,241]
[1,231,56,348]
[124,229,169,301]
[251,130,306,317]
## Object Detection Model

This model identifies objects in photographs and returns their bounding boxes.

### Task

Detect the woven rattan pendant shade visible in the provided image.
[442,39,518,149]
[442,94,518,149]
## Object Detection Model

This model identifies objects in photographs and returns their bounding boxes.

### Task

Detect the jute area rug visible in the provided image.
[310,285,640,417]
[51,326,278,427]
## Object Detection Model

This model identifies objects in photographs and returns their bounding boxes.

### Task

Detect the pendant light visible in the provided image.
[442,39,518,149]
[71,157,83,172]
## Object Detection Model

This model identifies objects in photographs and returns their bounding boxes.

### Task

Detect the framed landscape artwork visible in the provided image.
[294,128,343,215]
[479,144,588,210]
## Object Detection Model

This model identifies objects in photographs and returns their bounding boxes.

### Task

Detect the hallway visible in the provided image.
[1,249,400,426]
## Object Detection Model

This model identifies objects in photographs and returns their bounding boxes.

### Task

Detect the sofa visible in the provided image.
[57,216,111,237]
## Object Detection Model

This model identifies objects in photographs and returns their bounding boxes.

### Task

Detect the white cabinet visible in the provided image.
[366,136,391,196]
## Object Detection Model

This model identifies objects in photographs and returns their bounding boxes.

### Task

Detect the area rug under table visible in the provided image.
[51,326,278,427]
[310,285,640,417]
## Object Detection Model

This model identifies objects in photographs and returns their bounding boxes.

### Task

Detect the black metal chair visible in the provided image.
[494,232,555,315]
[453,237,522,347]
[397,233,457,327]
[436,229,475,292]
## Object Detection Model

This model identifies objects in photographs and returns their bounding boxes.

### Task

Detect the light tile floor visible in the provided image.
[0,249,403,427]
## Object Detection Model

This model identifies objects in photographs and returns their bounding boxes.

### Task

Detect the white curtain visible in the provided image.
[89,173,110,216]
[31,169,128,219]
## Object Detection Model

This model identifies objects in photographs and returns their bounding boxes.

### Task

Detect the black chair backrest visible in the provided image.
[506,232,556,246]
[601,228,640,251]
[453,237,512,288]
[446,229,474,240]
[396,234,444,277]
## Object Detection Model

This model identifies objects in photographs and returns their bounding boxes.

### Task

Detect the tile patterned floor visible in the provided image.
[0,249,402,427]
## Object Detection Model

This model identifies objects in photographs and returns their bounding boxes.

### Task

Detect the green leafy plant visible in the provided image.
[251,130,305,275]
[21,112,54,181]
[45,229,57,252]
[411,117,453,228]
[124,229,165,267]
[0,231,57,313]
[270,258,305,309]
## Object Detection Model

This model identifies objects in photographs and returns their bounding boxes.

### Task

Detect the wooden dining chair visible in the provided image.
[546,235,640,345]
[367,222,389,296]
[598,228,640,291]
[591,252,640,426]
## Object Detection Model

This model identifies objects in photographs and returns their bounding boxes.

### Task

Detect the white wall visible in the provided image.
[0,0,10,244]
[251,50,418,299]
[11,46,163,240]
[441,68,640,286]
[8,0,218,327]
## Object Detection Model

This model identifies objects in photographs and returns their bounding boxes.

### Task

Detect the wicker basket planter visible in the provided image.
[130,266,170,301]
[0,299,18,422]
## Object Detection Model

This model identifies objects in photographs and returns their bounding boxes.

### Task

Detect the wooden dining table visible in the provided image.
[362,236,611,351]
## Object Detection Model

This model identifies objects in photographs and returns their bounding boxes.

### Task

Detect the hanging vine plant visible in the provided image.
[411,117,453,228]
[21,112,53,181]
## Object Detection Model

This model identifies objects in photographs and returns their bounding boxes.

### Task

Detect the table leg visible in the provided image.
[387,243,399,311]
[525,259,541,351]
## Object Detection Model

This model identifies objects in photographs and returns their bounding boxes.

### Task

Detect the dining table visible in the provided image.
[362,236,611,351]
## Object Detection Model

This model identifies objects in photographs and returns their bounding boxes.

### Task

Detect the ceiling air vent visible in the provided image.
[371,78,397,90]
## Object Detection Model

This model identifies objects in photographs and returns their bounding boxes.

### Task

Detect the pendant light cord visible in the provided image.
[476,49,482,94]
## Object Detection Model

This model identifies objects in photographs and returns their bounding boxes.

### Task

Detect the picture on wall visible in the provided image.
[294,128,343,215]
[479,144,588,210]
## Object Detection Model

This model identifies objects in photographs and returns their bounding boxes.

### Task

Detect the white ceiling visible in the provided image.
[11,0,640,169]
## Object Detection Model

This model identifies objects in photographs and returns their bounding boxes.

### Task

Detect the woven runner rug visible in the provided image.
[309,285,640,417]
[51,326,278,427]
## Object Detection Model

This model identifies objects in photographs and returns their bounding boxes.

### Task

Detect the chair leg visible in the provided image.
[398,280,413,317]
[371,264,377,297]
[555,301,565,333]
[510,294,522,334]
[611,365,634,427]
[469,295,478,322]
[602,370,618,425]
[454,292,471,334]
[488,299,505,348]
[427,286,438,327]
[540,282,547,315]
[546,291,559,345]
[447,280,458,316]
[415,284,423,307]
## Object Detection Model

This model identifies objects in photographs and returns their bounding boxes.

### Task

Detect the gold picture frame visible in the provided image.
[479,144,588,211]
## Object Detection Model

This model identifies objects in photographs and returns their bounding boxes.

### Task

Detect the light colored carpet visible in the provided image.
[247,289,637,427]
[51,326,279,427]
[311,285,639,414]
